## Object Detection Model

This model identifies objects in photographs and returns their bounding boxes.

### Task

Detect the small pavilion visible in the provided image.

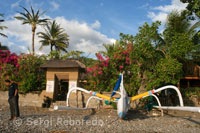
[41,59,86,101]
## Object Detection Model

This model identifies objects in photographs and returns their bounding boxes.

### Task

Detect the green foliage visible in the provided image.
[181,0,200,19]
[37,20,69,53]
[14,6,49,26]
[18,55,46,93]
[0,52,46,93]
[0,64,17,90]
[85,11,199,96]
[165,11,190,33]
[0,13,7,39]
[20,73,37,93]
[161,11,199,59]
[61,50,84,59]
[147,58,183,89]
[48,50,61,59]
[80,56,97,68]
[181,87,200,97]
[134,21,162,70]
[85,34,141,96]
[169,33,194,59]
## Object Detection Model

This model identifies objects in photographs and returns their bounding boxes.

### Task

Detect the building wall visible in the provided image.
[45,68,80,99]
[46,68,79,81]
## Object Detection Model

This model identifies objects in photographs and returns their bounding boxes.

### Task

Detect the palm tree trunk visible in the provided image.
[32,26,36,55]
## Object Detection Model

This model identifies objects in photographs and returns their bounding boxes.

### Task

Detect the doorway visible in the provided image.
[54,74,69,101]
[56,79,69,101]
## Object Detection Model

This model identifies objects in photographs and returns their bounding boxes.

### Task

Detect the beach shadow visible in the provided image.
[166,113,200,125]
[185,117,200,125]
[124,109,151,121]
[83,108,96,121]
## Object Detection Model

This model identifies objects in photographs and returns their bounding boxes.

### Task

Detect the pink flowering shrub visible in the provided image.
[0,50,20,89]
[0,50,19,74]
[0,50,46,93]
[85,42,140,95]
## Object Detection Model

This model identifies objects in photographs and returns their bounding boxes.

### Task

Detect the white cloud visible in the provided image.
[147,0,187,24]
[11,0,22,9]
[55,17,115,53]
[153,0,187,13]
[50,1,59,11]
[139,3,149,9]
[91,20,101,29]
[3,15,115,56]
[147,12,168,24]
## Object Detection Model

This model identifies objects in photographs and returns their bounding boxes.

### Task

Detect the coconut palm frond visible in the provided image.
[38,20,69,53]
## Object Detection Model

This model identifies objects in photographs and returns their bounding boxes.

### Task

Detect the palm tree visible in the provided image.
[14,6,49,55]
[37,20,69,53]
[164,11,200,38]
[0,14,7,38]
[157,11,200,58]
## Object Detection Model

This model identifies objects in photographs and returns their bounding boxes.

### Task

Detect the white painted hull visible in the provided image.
[154,106,200,113]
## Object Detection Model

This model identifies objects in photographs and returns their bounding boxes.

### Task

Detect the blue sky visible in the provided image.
[0,0,187,56]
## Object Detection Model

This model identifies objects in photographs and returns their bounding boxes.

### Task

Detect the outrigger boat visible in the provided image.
[54,74,200,119]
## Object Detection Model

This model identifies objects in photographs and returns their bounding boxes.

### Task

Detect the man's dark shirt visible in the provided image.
[8,83,18,99]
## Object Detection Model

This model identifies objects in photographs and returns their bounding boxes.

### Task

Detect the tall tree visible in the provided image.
[157,11,200,78]
[157,11,200,59]
[0,14,7,38]
[14,6,49,55]
[180,0,200,19]
[37,20,69,53]
[0,14,8,49]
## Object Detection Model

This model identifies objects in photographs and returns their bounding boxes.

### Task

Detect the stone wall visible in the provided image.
[67,91,121,108]
[0,90,121,108]
[1,90,199,109]
[0,90,56,107]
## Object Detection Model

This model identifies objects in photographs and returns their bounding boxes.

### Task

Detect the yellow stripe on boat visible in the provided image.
[95,93,116,101]
[130,92,149,101]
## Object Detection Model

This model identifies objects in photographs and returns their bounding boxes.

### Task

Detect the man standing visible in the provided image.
[5,79,20,120]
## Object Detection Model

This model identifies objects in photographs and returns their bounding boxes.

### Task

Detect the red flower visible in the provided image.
[119,65,124,69]
[93,73,97,77]
[16,64,20,68]
[96,53,105,61]
[87,68,93,72]
[98,71,103,74]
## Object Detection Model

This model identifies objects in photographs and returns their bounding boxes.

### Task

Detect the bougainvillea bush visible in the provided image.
[0,50,46,93]
[0,50,19,71]
[86,36,141,96]
[0,50,19,89]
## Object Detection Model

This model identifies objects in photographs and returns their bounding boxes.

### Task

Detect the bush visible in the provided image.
[181,87,200,97]
[0,51,46,93]
[17,55,46,93]
[0,50,19,90]
[85,39,140,96]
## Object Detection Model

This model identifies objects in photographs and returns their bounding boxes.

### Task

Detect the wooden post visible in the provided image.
[177,81,180,90]
[187,80,190,88]
[76,90,78,107]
